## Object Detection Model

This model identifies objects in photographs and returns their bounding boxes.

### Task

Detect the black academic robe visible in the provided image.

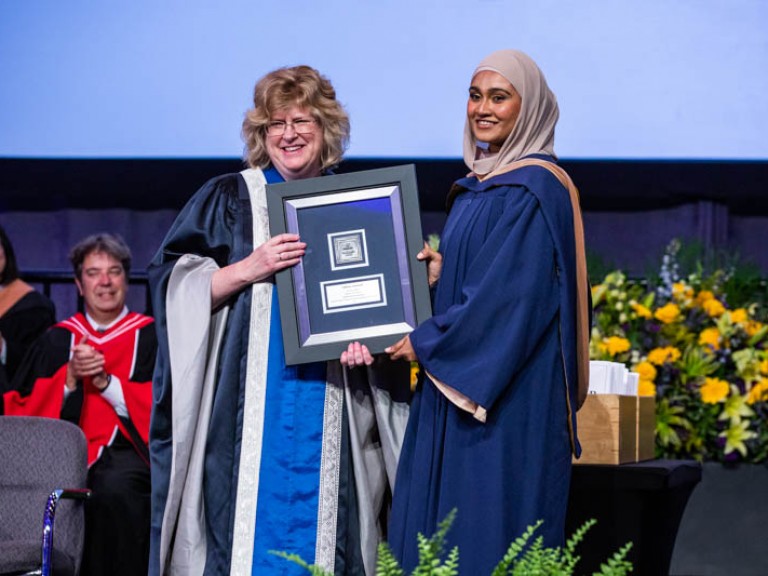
[148,168,410,576]
[0,289,55,392]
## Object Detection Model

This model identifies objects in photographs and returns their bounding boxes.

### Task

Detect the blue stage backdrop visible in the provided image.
[1,0,767,161]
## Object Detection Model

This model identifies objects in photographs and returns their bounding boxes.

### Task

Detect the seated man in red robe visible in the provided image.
[1,233,156,576]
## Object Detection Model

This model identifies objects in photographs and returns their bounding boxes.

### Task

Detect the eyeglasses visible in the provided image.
[266,118,317,136]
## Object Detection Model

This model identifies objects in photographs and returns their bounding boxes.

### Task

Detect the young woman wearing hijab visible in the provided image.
[385,49,590,574]
[148,66,410,576]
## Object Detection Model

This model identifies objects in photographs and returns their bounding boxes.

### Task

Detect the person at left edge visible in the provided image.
[0,224,56,392]
[2,233,155,576]
[148,65,411,576]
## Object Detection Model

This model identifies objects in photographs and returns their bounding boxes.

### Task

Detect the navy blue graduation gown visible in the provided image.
[389,157,582,575]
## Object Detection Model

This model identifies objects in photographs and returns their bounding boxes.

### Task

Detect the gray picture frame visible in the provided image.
[266,164,432,365]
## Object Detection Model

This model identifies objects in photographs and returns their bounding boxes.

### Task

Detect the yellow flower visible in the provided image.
[634,361,657,382]
[696,290,715,305]
[672,282,692,297]
[654,303,681,324]
[638,380,656,397]
[630,302,652,319]
[603,336,631,356]
[698,327,721,351]
[760,359,768,376]
[746,321,765,338]
[730,308,749,324]
[700,377,730,404]
[702,298,726,318]
[409,362,420,390]
[747,380,768,405]
[672,282,694,305]
[648,347,682,366]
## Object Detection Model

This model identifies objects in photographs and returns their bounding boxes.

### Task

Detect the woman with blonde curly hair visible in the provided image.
[242,65,349,174]
[148,65,409,576]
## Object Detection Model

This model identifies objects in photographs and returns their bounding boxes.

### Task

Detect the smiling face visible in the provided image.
[467,70,522,153]
[265,105,324,181]
[75,251,128,325]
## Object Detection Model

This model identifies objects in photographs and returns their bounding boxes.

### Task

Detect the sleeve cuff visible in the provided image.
[426,371,487,423]
[99,374,129,418]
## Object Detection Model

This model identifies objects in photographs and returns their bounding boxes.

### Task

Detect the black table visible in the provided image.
[566,459,702,576]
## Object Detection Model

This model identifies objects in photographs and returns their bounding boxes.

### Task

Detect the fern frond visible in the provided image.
[269,550,333,576]
[593,542,634,575]
[565,518,597,554]
[491,519,543,576]
[411,508,458,575]
[432,547,460,576]
[375,542,405,576]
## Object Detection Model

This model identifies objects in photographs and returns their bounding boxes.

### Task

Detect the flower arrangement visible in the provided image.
[590,239,768,463]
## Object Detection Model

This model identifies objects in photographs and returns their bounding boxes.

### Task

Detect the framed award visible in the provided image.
[266,164,432,365]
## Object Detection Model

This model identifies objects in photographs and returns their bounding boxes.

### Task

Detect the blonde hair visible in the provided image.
[242,65,350,171]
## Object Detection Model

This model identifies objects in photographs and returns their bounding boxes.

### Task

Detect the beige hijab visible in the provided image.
[463,49,559,177]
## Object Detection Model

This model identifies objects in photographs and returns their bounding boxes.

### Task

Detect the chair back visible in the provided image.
[0,416,88,575]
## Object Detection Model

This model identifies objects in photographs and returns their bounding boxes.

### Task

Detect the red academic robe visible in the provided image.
[2,311,156,465]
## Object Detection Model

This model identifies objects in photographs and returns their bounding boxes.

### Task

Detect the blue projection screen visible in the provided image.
[1,0,766,160]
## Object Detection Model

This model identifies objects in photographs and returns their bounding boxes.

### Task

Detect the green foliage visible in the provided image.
[491,521,545,576]
[594,543,634,576]
[411,509,460,576]
[271,550,335,576]
[488,517,632,576]
[375,543,405,576]
[678,346,719,383]
[654,398,689,449]
[276,510,633,576]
